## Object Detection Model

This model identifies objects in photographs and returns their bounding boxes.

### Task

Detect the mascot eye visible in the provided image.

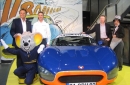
[23,40,25,43]
[28,39,31,43]
[28,40,30,42]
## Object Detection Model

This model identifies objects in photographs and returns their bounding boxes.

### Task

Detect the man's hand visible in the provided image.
[46,44,49,47]
[13,34,17,38]
[13,33,21,38]
[113,35,116,38]
[106,38,110,41]
[81,32,86,34]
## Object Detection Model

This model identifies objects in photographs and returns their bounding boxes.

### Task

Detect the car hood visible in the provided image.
[38,46,117,75]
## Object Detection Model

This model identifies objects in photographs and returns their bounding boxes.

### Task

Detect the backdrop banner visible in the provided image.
[0,0,83,45]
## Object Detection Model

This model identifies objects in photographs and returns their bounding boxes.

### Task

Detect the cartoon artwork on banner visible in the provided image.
[0,0,82,46]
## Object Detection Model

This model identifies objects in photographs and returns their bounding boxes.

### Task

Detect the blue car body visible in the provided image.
[38,46,117,74]
[38,34,118,85]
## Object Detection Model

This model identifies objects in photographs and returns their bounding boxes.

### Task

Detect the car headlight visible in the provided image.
[107,67,118,80]
[38,65,55,81]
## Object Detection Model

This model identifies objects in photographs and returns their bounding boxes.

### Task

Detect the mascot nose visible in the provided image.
[24,42,29,46]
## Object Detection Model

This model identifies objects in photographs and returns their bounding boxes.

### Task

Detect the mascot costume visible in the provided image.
[0,32,44,85]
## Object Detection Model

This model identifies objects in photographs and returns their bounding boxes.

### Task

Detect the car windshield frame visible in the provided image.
[51,36,97,46]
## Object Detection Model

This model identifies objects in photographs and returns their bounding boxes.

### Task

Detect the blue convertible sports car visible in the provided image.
[38,34,118,85]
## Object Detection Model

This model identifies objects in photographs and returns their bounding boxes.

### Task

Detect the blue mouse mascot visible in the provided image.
[0,32,45,85]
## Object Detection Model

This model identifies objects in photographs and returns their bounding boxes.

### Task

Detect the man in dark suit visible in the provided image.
[111,16,125,71]
[82,15,112,46]
[10,9,32,67]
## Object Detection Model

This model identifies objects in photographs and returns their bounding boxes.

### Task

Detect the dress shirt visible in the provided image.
[32,20,51,44]
[100,24,107,38]
[114,26,119,34]
[21,18,27,32]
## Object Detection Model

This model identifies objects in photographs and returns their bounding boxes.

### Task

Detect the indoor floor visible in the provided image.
[1,59,130,85]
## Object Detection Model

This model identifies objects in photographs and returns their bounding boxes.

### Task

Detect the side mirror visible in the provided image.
[98,40,103,45]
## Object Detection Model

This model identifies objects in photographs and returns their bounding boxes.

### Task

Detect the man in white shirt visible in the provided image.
[32,12,51,46]
[100,24,107,39]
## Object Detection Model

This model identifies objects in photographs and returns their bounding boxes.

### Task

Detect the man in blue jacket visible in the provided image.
[10,9,32,68]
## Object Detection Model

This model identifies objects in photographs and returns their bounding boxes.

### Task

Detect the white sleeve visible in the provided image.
[0,39,9,49]
[46,24,51,45]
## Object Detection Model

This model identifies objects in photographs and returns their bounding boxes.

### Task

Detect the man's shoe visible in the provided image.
[119,66,122,71]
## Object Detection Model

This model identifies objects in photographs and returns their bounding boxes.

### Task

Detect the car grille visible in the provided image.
[58,75,103,83]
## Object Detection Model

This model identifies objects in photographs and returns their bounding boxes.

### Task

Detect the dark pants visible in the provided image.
[98,39,109,46]
[102,40,109,46]
[14,63,37,85]
[15,47,23,68]
[114,41,124,68]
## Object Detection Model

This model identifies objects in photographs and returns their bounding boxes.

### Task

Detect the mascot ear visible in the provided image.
[15,34,21,48]
[33,33,43,46]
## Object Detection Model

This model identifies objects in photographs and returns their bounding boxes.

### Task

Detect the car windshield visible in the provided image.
[51,36,96,46]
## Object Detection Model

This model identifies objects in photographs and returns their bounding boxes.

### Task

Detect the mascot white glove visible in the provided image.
[37,44,45,53]
[0,39,9,49]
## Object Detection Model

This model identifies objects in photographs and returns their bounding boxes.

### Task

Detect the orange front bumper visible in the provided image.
[40,70,116,85]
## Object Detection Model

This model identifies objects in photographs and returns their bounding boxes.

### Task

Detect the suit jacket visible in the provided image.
[113,25,125,38]
[10,18,32,47]
[85,23,112,44]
